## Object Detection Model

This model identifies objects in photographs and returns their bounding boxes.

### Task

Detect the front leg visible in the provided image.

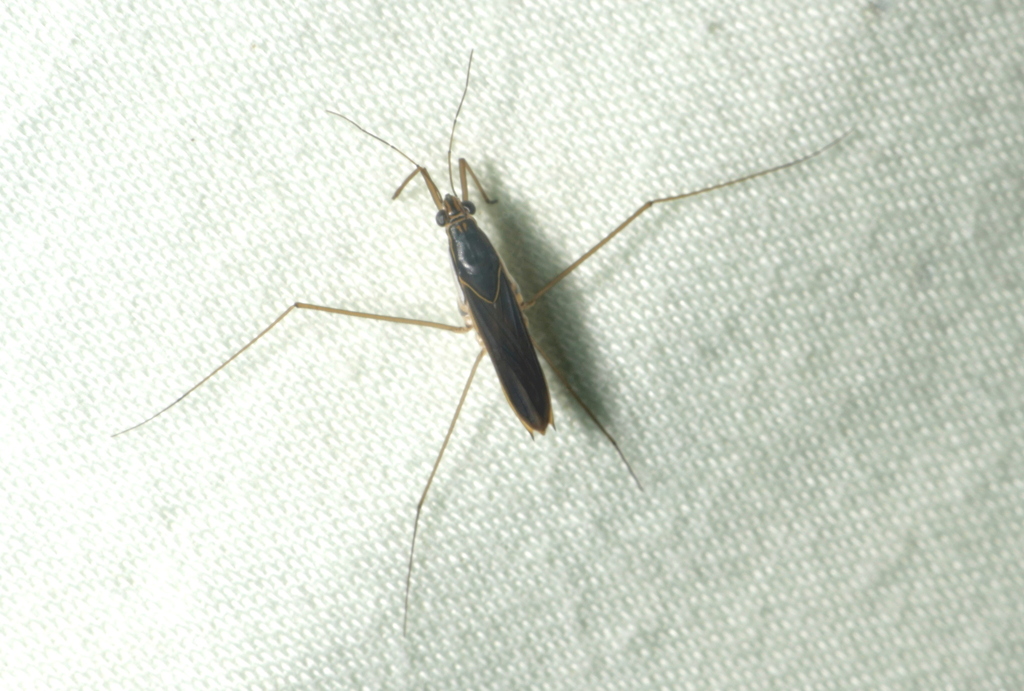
[392,167,444,210]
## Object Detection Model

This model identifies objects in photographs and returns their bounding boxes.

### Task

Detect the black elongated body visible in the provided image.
[442,193,552,433]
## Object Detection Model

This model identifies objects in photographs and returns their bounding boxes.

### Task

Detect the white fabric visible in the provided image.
[3,0,1023,688]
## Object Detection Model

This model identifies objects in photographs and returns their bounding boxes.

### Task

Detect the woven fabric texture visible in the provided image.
[2,1,1022,688]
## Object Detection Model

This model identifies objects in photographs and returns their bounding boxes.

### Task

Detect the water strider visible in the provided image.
[116,51,851,633]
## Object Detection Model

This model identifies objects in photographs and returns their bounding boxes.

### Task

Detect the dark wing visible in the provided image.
[464,268,552,433]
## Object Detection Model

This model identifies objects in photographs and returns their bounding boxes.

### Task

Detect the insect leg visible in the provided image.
[523,129,854,308]
[458,158,497,205]
[114,302,470,437]
[404,348,486,635]
[390,166,424,201]
[534,343,643,490]
[392,166,445,210]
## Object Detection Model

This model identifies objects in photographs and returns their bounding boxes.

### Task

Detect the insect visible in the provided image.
[116,52,851,633]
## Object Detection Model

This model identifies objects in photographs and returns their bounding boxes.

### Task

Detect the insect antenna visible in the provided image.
[446,50,475,197]
[325,110,422,170]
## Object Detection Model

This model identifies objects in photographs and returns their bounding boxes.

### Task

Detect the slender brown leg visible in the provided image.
[404,348,486,635]
[114,302,469,437]
[534,344,643,491]
[392,166,445,210]
[391,167,423,201]
[458,158,497,204]
[524,129,854,308]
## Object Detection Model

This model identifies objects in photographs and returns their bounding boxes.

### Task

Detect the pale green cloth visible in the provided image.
[3,1,1022,688]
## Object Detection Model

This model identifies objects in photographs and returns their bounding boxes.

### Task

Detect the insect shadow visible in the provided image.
[115,51,852,634]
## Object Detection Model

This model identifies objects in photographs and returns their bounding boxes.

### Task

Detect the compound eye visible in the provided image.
[463,200,476,215]
[435,210,449,226]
